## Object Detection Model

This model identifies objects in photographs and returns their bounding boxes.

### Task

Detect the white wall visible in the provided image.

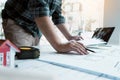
[104,0,120,45]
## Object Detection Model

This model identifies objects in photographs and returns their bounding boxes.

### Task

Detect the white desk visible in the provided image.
[15,45,120,80]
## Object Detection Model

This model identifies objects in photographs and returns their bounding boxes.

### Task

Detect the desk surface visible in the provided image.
[15,45,120,80]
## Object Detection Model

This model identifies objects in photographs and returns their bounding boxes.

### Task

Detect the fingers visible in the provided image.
[76,42,88,54]
[69,40,88,55]
[76,36,84,40]
[79,36,84,40]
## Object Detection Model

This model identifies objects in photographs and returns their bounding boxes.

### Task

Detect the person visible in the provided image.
[1,0,88,55]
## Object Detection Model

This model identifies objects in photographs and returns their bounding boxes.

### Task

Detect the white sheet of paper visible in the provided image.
[78,38,106,46]
[39,45,120,79]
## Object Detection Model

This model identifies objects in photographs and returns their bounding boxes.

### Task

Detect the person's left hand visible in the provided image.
[68,35,83,41]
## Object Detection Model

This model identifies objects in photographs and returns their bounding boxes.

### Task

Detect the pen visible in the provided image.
[78,32,81,36]
[86,48,96,53]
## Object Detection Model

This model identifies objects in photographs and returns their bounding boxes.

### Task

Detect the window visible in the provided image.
[62,0,104,35]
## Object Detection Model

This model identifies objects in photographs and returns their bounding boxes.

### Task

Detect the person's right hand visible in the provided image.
[59,40,88,55]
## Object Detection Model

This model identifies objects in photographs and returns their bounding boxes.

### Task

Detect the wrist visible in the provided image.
[55,42,71,53]
[66,35,73,41]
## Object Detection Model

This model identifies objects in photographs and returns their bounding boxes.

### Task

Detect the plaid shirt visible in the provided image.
[2,0,65,38]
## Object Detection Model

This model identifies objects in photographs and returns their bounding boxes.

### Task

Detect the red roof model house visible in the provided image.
[0,40,20,68]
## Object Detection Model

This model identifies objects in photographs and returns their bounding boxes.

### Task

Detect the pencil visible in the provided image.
[86,48,96,53]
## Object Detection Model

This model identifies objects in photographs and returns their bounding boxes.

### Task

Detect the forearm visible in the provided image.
[35,16,70,52]
[57,24,72,40]
[57,24,83,41]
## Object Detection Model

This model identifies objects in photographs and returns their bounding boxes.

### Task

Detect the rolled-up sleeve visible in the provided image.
[52,3,65,25]
[28,0,50,18]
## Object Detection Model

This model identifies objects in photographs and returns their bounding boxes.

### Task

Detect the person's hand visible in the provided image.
[68,35,83,41]
[59,40,88,55]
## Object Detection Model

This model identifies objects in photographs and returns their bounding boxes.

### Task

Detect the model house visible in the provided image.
[0,40,20,68]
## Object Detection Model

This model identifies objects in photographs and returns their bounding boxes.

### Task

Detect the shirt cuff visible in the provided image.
[53,17,65,25]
